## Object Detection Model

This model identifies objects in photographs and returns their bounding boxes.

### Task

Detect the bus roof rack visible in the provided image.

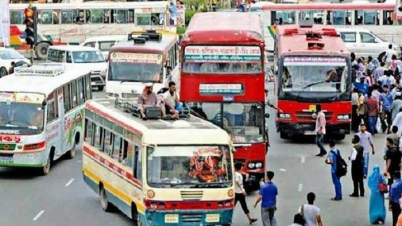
[142,32,162,42]
[114,98,190,120]
[14,64,65,77]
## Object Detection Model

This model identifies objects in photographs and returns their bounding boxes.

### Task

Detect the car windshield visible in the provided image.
[0,50,25,60]
[108,52,163,82]
[147,146,232,188]
[280,56,349,93]
[189,102,266,143]
[73,51,104,63]
[0,101,44,134]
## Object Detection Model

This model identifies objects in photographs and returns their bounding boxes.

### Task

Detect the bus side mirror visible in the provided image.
[42,100,47,109]
[265,113,270,118]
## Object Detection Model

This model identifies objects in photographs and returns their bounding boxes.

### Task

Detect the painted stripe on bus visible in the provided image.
[268,25,276,39]
[83,145,143,189]
[85,101,143,136]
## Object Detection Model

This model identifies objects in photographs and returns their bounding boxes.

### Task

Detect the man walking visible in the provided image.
[325,141,342,201]
[349,135,365,197]
[385,138,402,186]
[298,192,323,226]
[254,171,278,226]
[358,123,375,178]
[315,104,327,157]
[389,171,402,226]
[234,163,258,225]
[380,85,394,134]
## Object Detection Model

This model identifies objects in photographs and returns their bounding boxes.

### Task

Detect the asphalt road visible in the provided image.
[0,83,393,226]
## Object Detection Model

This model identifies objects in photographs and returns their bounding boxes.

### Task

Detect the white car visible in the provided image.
[0,48,31,77]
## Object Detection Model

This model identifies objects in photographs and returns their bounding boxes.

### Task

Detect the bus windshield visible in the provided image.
[0,102,44,133]
[280,56,349,93]
[108,52,163,82]
[147,145,232,188]
[189,102,265,143]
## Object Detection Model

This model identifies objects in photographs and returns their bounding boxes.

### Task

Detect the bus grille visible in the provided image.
[0,143,16,151]
[180,191,203,200]
[181,213,203,223]
[296,111,333,121]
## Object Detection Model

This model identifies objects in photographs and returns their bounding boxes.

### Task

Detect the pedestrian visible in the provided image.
[392,108,402,136]
[397,197,402,226]
[254,171,278,226]
[289,214,305,226]
[392,93,402,122]
[385,138,402,186]
[389,171,402,226]
[366,91,380,134]
[349,135,365,197]
[234,162,258,225]
[8,62,15,75]
[298,192,323,226]
[352,88,359,132]
[315,104,327,157]
[368,165,387,224]
[387,125,401,150]
[385,44,397,69]
[380,85,394,133]
[325,140,342,201]
[357,123,375,178]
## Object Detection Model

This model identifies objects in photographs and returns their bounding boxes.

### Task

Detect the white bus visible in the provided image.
[0,64,92,175]
[83,98,235,225]
[106,31,179,98]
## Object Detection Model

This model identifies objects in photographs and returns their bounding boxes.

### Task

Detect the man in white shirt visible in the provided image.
[385,44,397,69]
[392,108,402,136]
[234,162,258,224]
[163,81,182,119]
[315,104,327,157]
[298,192,323,226]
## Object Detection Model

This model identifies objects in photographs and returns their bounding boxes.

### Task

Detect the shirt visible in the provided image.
[390,179,402,203]
[137,92,158,110]
[366,97,379,117]
[358,131,373,154]
[387,133,400,149]
[328,148,339,173]
[163,91,179,108]
[259,182,278,208]
[386,147,402,174]
[235,171,244,194]
[298,204,320,226]
[351,92,359,105]
[392,99,402,121]
[393,112,402,136]
[374,67,385,82]
[386,49,397,63]
[380,92,394,111]
[315,111,326,134]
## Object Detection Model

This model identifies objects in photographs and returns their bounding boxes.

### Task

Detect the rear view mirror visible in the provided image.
[374,38,380,43]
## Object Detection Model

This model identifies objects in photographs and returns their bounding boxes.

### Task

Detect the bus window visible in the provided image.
[115,10,128,24]
[10,11,23,24]
[103,130,112,155]
[113,135,122,161]
[78,78,85,105]
[125,143,134,169]
[128,10,134,23]
[84,119,94,144]
[136,146,142,180]
[61,10,78,24]
[137,13,163,26]
[272,11,295,25]
[331,11,346,25]
[299,11,324,24]
[39,10,54,24]
[89,9,103,23]
[71,80,78,108]
[94,125,103,150]
[103,9,111,24]
[47,91,57,123]
[63,84,72,112]
[363,11,379,25]
[383,10,393,25]
[85,75,92,100]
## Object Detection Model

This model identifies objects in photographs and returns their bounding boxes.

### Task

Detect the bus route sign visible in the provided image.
[184,46,261,62]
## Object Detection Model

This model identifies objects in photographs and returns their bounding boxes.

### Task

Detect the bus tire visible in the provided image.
[40,149,54,176]
[279,132,288,139]
[35,42,51,60]
[131,204,142,226]
[0,67,7,78]
[100,185,112,212]
[66,141,76,159]
[98,85,105,91]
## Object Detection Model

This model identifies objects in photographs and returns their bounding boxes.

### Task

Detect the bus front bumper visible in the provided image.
[142,208,234,226]
[0,151,45,167]
[277,122,350,137]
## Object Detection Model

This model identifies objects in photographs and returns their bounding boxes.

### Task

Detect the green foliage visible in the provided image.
[185,9,197,26]
[183,0,207,11]
[177,26,186,34]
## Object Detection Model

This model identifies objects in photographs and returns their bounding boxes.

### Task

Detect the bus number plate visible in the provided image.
[206,214,220,223]
[0,156,13,164]
[164,214,179,223]
[304,131,316,135]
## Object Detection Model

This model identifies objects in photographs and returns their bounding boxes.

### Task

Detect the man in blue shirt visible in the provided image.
[389,171,402,226]
[380,85,394,133]
[325,140,342,201]
[254,171,278,226]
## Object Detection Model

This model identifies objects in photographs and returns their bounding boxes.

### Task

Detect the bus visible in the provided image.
[0,64,92,175]
[180,12,268,191]
[6,1,185,59]
[249,1,402,52]
[105,31,179,98]
[83,98,235,226]
[274,25,351,140]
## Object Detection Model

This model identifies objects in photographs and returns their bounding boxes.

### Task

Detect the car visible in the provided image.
[80,35,126,59]
[0,48,31,77]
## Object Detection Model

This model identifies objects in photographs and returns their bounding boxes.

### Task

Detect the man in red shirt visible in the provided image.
[366,91,380,134]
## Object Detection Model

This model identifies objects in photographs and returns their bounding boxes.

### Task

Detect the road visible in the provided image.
[0,82,393,226]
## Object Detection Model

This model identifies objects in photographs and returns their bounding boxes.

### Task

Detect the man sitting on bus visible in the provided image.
[163,81,182,119]
[138,83,166,120]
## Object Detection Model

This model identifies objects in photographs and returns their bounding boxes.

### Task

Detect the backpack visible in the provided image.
[331,150,347,177]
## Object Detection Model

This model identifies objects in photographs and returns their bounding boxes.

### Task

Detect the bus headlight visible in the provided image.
[337,114,349,120]
[248,162,255,168]
[279,113,291,119]
[255,162,263,168]
[147,189,155,199]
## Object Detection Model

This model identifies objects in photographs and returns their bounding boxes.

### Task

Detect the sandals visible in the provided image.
[330,197,342,201]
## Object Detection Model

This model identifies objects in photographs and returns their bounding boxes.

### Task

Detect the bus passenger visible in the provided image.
[31,109,44,128]
[138,83,166,120]
[163,81,181,119]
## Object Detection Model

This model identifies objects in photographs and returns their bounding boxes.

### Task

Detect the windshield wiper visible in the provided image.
[193,182,231,188]
[295,80,327,100]
[6,120,30,127]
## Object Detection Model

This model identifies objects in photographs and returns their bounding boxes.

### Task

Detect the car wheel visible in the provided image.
[35,42,51,60]
[0,67,8,78]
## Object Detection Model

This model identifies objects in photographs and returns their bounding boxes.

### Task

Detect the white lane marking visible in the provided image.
[280,168,287,172]
[298,184,303,192]
[33,210,45,221]
[301,156,305,163]
[65,178,75,187]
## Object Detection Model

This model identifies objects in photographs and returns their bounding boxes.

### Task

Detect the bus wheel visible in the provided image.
[66,141,77,159]
[0,67,7,78]
[35,42,50,60]
[100,186,112,212]
[132,205,142,226]
[40,152,53,176]
[279,132,288,139]
[98,85,105,91]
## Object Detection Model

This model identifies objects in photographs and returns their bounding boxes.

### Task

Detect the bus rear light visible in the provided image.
[147,189,155,198]
[218,199,234,208]
[23,141,46,151]
[284,29,298,35]
[322,28,338,36]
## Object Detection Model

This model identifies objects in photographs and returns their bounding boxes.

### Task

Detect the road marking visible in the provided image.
[301,156,305,163]
[33,210,45,221]
[280,168,287,172]
[298,184,303,192]
[65,178,75,187]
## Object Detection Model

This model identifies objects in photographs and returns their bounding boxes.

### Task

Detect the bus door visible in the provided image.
[56,87,65,158]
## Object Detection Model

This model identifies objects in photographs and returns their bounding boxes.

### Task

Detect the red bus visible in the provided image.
[274,25,351,140]
[180,12,268,190]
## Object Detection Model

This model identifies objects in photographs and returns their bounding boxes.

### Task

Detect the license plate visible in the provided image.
[206,214,220,223]
[304,131,316,135]
[0,156,13,164]
[91,82,96,85]
[164,214,179,223]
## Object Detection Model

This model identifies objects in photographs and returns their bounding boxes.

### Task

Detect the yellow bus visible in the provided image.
[83,98,235,226]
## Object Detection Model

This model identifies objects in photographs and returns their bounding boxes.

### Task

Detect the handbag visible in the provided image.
[379,182,388,193]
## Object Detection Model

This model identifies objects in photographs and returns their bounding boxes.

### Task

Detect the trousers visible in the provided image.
[261,207,277,226]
